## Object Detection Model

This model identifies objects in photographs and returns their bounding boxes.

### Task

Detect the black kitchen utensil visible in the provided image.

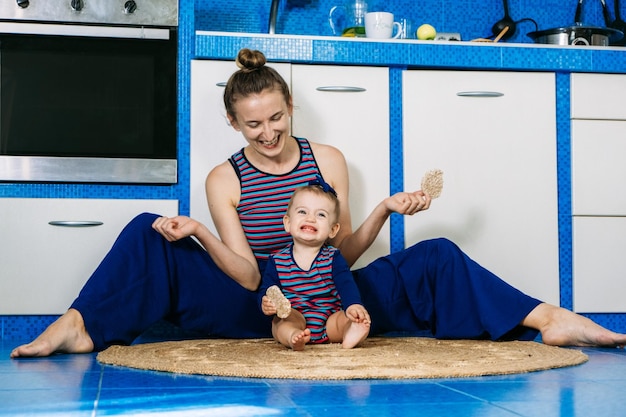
[611,0,626,45]
[574,0,584,23]
[529,0,623,46]
[575,0,612,25]
[600,0,613,25]
[491,0,516,40]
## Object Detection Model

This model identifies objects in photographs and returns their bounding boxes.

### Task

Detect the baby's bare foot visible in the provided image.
[10,309,94,358]
[290,328,311,351]
[342,322,370,349]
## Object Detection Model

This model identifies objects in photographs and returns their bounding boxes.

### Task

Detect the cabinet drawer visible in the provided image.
[0,198,178,314]
[571,73,626,120]
[572,120,626,215]
[573,217,626,313]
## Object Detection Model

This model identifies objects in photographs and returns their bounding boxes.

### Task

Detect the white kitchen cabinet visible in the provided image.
[571,73,626,120]
[572,120,626,215]
[402,70,559,305]
[573,217,626,312]
[571,73,626,313]
[291,64,390,269]
[0,198,178,314]
[191,61,389,269]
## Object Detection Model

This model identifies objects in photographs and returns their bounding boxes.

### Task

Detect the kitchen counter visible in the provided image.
[195,31,626,73]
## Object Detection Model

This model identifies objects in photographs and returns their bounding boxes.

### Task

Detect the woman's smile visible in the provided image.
[258,135,279,148]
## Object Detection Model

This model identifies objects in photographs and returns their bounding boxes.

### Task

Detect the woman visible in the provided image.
[11,49,626,358]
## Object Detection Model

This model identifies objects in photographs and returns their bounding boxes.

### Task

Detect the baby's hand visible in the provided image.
[261,295,277,316]
[265,285,291,318]
[346,304,371,325]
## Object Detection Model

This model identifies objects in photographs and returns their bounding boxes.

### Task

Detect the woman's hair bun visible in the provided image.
[235,48,267,71]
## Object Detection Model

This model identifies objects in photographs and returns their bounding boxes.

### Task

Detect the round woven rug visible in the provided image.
[97,337,588,380]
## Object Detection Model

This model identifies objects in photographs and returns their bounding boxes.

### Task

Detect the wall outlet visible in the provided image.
[434,32,462,41]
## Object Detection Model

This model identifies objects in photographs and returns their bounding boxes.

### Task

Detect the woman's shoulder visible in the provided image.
[307,140,346,164]
[205,159,240,202]
[206,159,237,184]
[305,140,349,188]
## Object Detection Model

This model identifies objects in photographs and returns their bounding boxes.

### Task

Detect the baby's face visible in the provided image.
[284,191,339,245]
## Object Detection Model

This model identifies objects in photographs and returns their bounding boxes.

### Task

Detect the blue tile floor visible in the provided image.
[2,337,626,417]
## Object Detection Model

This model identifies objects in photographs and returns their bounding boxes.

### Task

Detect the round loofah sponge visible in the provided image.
[266,285,291,319]
[421,169,444,198]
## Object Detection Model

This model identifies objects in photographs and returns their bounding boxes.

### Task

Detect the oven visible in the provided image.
[0,0,178,184]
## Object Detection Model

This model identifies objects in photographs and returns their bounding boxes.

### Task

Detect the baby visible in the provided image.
[258,178,371,350]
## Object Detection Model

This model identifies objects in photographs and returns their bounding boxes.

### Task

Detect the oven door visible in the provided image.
[0,23,177,184]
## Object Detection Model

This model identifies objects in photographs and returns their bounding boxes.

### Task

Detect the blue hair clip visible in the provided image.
[309,175,337,197]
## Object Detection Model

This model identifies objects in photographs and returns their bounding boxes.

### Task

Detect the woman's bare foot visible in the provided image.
[342,322,370,349]
[10,308,94,358]
[289,328,311,351]
[522,303,626,347]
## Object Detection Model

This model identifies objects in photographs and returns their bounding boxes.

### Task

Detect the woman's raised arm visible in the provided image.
[313,142,430,268]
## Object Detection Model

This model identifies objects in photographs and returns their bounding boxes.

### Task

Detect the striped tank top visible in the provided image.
[273,244,341,343]
[229,137,322,262]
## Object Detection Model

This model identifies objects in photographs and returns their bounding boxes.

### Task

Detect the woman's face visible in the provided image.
[228,88,292,158]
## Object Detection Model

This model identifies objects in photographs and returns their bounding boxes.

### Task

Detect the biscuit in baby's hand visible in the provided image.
[421,169,444,199]
[266,285,291,318]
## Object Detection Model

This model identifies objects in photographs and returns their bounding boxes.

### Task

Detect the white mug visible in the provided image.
[365,12,402,39]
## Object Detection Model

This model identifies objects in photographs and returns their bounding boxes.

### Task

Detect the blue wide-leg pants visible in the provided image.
[71,213,540,351]
[71,213,273,350]
[353,238,541,341]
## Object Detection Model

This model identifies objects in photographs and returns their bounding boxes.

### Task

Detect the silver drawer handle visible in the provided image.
[456,91,504,97]
[48,221,104,227]
[216,84,367,93]
[316,86,367,92]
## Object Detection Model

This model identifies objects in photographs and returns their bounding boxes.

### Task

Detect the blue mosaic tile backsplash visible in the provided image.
[195,0,618,44]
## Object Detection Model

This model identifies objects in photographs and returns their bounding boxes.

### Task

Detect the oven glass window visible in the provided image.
[0,33,177,159]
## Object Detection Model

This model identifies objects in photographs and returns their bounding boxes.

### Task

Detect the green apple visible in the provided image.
[416,24,437,40]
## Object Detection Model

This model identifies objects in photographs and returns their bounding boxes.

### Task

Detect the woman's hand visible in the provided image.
[346,304,371,324]
[384,190,431,216]
[154,214,261,290]
[152,216,200,242]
